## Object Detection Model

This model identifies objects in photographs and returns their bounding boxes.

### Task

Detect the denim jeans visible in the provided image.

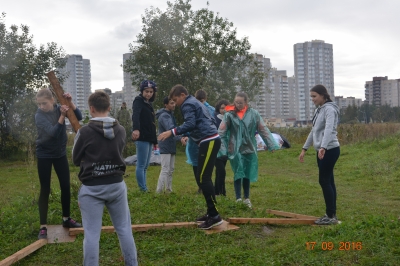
[234,178,250,200]
[135,141,153,191]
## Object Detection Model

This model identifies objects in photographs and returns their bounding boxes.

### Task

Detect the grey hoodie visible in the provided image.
[156,108,181,154]
[303,102,340,151]
[72,117,126,186]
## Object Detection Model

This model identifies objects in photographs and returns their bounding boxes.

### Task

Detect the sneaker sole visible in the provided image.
[198,220,223,230]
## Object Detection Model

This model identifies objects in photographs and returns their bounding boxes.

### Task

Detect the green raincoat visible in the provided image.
[218,107,280,182]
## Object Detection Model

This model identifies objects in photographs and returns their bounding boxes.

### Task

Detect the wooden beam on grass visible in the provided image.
[228,218,316,225]
[69,222,198,236]
[0,239,47,266]
[267,209,319,220]
[46,71,81,132]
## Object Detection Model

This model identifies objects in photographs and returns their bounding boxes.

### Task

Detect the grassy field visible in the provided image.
[1,129,400,265]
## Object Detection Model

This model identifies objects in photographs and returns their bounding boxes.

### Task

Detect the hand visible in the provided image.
[63,92,72,102]
[299,150,306,163]
[318,148,326,160]
[158,131,172,141]
[132,130,140,141]
[181,136,188,146]
[60,105,69,117]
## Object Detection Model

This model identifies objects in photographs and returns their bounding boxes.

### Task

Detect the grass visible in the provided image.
[1,129,400,265]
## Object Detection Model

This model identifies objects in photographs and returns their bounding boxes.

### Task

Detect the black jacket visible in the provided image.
[131,95,157,144]
[35,104,82,158]
[72,117,125,186]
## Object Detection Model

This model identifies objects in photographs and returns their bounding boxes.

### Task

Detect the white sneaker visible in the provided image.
[243,199,252,208]
[236,198,242,203]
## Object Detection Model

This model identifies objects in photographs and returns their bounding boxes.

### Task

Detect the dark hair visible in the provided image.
[163,96,170,105]
[235,92,249,103]
[169,84,188,99]
[139,80,157,102]
[195,89,207,101]
[140,80,157,92]
[215,99,229,114]
[88,91,110,112]
[310,84,332,102]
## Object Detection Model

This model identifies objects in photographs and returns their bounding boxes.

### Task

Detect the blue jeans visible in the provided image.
[135,141,153,191]
[234,178,250,200]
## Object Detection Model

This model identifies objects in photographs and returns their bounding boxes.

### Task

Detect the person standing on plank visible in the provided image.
[35,88,82,239]
[158,85,222,230]
[299,84,340,225]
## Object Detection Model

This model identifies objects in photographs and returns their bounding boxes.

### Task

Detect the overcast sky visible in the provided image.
[3,0,400,100]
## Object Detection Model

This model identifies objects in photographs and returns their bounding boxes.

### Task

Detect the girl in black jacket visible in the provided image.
[131,80,158,192]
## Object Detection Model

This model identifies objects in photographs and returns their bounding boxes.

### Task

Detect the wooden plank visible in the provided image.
[267,209,319,220]
[69,222,198,236]
[46,225,76,244]
[0,239,47,266]
[46,71,81,132]
[204,221,240,235]
[227,218,316,225]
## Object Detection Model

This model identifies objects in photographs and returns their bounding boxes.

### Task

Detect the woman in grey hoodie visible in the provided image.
[299,85,340,225]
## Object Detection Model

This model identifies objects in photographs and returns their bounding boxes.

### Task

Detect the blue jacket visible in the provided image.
[156,108,181,154]
[172,95,217,143]
[35,104,82,158]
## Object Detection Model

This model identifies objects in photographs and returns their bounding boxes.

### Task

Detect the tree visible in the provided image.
[124,0,266,111]
[0,13,66,157]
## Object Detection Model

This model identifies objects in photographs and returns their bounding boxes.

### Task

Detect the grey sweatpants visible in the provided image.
[79,181,137,266]
[156,154,175,193]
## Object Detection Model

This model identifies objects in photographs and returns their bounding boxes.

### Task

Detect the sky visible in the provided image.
[3,0,400,100]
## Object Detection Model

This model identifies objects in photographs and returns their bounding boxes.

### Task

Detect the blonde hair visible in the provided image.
[36,88,54,100]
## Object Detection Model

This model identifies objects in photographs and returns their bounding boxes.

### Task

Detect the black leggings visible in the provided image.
[37,156,71,224]
[196,138,221,217]
[317,147,340,218]
[214,158,227,196]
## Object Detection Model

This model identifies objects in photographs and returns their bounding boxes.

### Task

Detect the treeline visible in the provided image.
[340,103,400,124]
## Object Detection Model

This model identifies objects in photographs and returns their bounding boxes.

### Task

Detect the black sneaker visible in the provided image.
[198,215,223,230]
[196,214,208,222]
[315,215,338,225]
[62,217,82,228]
[38,227,47,239]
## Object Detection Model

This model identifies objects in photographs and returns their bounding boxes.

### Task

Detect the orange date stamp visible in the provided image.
[306,242,362,251]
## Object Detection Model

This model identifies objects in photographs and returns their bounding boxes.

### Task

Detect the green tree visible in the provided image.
[124,0,266,111]
[0,13,66,157]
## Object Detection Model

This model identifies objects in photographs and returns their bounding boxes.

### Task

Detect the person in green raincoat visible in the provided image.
[218,92,280,208]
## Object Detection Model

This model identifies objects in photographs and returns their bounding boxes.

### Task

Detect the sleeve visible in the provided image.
[73,108,83,121]
[132,100,142,131]
[217,113,230,157]
[171,104,196,136]
[35,112,64,139]
[303,130,313,150]
[256,113,280,151]
[72,129,84,166]
[320,108,336,149]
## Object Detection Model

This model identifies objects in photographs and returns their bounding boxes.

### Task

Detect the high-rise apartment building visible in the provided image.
[294,40,334,122]
[268,69,297,119]
[59,54,91,112]
[334,96,363,109]
[251,54,271,118]
[250,54,297,120]
[123,53,138,107]
[365,76,400,107]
